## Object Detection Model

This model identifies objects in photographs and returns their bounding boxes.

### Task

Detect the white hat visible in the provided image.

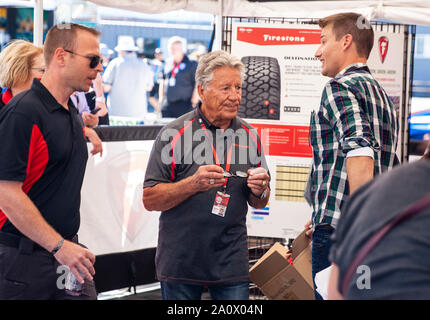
[167,36,187,54]
[100,43,113,56]
[114,36,139,52]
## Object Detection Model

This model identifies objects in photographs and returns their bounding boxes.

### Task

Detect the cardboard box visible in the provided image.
[249,229,314,300]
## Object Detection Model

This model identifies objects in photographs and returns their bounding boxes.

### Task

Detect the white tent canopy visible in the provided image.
[85,0,430,26]
[15,0,430,46]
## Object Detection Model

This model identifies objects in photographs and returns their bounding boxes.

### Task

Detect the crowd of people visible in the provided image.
[98,35,202,121]
[0,12,429,301]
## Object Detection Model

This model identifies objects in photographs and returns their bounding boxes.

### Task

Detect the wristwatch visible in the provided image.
[95,96,105,103]
[252,188,267,200]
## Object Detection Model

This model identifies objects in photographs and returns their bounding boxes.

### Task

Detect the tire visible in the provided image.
[239,56,281,120]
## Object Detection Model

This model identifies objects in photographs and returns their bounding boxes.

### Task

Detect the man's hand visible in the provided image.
[84,127,103,156]
[54,240,96,283]
[82,112,99,128]
[304,219,313,240]
[247,167,270,197]
[189,165,225,192]
[143,165,224,212]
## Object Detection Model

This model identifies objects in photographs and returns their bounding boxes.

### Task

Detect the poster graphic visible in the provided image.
[232,23,329,125]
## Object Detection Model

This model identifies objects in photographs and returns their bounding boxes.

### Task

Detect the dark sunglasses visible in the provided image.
[64,49,103,69]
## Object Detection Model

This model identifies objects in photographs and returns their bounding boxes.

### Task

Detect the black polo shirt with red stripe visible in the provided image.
[0,79,88,239]
[144,105,269,285]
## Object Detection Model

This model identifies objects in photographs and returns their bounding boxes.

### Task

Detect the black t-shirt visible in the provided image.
[144,106,269,285]
[330,159,430,299]
[0,79,88,239]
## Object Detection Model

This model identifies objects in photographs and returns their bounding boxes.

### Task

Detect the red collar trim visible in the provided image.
[2,88,13,104]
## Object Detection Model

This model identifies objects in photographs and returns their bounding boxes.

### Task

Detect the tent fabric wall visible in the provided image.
[86,0,430,26]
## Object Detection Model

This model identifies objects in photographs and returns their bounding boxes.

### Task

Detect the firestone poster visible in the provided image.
[231,22,406,240]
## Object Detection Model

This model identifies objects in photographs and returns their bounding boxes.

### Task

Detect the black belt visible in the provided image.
[0,232,76,254]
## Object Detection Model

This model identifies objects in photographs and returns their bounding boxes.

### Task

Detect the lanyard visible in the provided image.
[170,59,182,79]
[199,120,233,188]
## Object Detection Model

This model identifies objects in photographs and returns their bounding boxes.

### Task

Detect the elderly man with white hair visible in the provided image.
[158,36,199,118]
[143,50,271,300]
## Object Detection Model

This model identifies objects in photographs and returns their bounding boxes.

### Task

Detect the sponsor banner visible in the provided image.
[232,22,406,239]
[368,28,405,114]
[367,27,406,158]
[79,141,160,255]
[232,23,322,238]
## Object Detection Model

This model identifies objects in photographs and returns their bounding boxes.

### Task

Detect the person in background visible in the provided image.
[102,36,153,119]
[0,40,44,110]
[158,36,199,118]
[189,44,207,63]
[305,12,399,300]
[143,50,270,300]
[97,43,113,124]
[0,23,104,299]
[99,43,113,74]
[71,73,108,127]
[148,47,164,114]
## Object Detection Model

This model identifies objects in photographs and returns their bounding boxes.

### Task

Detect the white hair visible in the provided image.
[195,50,245,89]
[167,36,186,54]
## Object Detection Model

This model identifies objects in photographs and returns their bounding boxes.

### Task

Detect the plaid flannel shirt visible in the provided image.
[310,63,399,228]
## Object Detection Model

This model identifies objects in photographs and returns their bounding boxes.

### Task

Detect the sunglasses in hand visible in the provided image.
[64,49,103,69]
[223,171,248,178]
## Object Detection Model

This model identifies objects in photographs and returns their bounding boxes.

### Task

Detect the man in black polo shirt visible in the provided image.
[0,23,104,300]
[143,50,271,300]
[159,36,199,118]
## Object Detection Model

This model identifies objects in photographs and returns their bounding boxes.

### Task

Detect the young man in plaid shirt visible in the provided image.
[306,12,399,299]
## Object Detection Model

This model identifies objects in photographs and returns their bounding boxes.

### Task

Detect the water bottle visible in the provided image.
[65,268,84,296]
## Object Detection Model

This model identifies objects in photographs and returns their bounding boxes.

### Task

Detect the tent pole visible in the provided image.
[213,0,223,50]
[34,0,44,46]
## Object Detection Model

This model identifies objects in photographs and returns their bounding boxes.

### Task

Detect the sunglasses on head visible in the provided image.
[64,49,103,69]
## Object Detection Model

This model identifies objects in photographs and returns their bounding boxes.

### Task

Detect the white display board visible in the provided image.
[79,141,160,255]
[231,23,325,239]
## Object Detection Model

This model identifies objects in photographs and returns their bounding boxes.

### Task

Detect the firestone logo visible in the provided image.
[378,36,389,63]
[263,34,305,43]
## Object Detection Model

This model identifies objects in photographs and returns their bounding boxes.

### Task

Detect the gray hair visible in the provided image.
[195,50,245,89]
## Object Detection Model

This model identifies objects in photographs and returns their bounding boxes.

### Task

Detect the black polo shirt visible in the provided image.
[164,55,197,103]
[144,106,269,285]
[0,79,88,239]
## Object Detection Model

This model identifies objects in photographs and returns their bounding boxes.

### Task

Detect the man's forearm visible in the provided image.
[143,176,197,212]
[346,156,374,194]
[0,181,62,252]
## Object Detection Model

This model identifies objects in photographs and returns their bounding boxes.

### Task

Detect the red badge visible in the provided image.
[378,36,389,63]
[211,191,230,217]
